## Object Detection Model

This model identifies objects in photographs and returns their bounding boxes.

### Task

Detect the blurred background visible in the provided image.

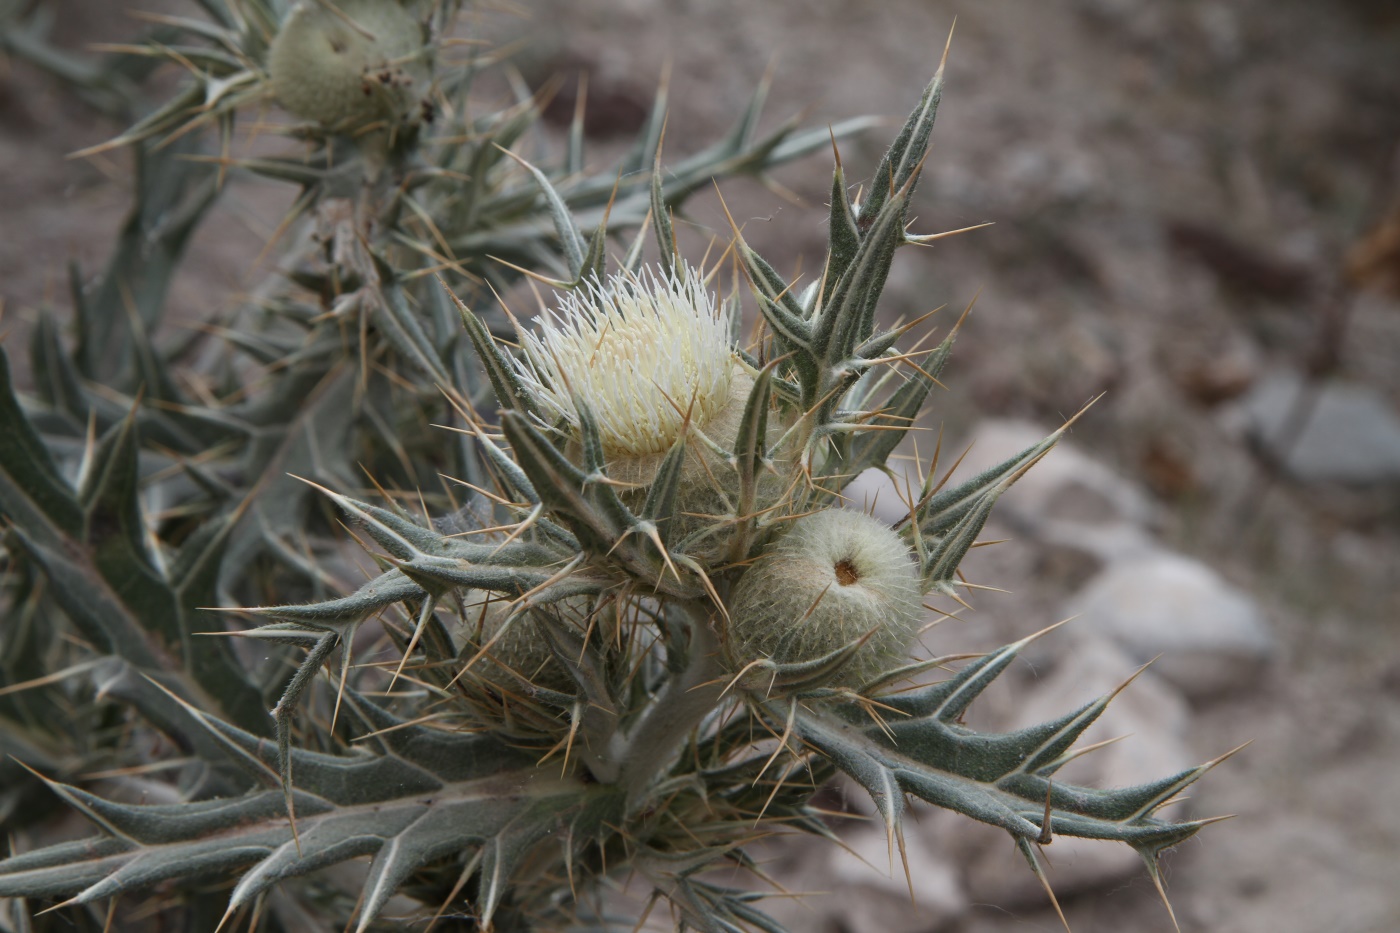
[3,1,1399,930]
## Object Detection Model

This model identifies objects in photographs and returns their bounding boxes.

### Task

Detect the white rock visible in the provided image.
[1036,519,1159,568]
[845,421,1160,549]
[844,467,922,527]
[946,420,1158,530]
[962,638,1195,904]
[763,816,966,933]
[1224,371,1400,484]
[1063,551,1274,698]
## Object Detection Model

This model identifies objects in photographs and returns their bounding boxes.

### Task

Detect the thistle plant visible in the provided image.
[0,3,1231,931]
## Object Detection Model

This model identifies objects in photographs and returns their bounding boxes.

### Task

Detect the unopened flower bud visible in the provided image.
[269,0,428,130]
[727,508,922,687]
[454,593,579,694]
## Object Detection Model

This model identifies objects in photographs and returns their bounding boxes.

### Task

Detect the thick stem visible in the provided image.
[613,604,726,811]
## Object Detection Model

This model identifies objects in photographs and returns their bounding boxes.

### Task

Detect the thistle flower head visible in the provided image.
[513,266,735,457]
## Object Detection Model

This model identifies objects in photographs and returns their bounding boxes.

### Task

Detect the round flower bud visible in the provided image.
[269,0,428,130]
[453,593,578,694]
[727,508,923,688]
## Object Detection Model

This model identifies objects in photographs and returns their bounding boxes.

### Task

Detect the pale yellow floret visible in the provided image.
[513,267,736,457]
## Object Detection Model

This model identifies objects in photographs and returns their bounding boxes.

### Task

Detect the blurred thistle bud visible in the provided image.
[454,593,584,695]
[269,0,429,131]
[513,265,736,459]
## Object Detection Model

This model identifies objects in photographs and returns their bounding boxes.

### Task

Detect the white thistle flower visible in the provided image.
[513,266,736,457]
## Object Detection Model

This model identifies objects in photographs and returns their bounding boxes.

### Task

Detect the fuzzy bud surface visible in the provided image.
[269,0,428,129]
[452,593,581,694]
[727,508,923,687]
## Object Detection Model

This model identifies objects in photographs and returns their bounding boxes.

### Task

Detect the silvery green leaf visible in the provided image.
[510,149,587,279]
[651,153,677,279]
[0,707,588,932]
[813,187,908,371]
[0,350,265,733]
[858,64,945,225]
[786,631,1224,862]
[826,147,861,287]
[915,428,1059,539]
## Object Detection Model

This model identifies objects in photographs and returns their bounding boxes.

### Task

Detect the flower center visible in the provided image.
[833,559,860,586]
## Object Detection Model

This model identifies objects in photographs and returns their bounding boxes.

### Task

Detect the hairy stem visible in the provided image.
[614,603,726,810]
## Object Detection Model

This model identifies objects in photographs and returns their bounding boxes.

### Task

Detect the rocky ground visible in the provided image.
[3,1,1400,931]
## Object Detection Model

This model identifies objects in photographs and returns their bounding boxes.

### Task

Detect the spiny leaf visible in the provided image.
[77,412,171,636]
[651,152,677,279]
[858,63,945,226]
[784,633,1219,858]
[741,246,811,338]
[921,479,1001,594]
[619,69,669,176]
[74,137,219,384]
[394,555,587,600]
[370,277,452,387]
[0,755,586,933]
[504,146,587,278]
[813,187,908,368]
[916,428,1059,538]
[29,313,86,420]
[874,631,1031,720]
[0,351,263,731]
[452,285,537,416]
[735,635,874,696]
[825,338,949,492]
[224,366,357,581]
[733,359,775,494]
[500,410,623,557]
[246,569,425,627]
[640,436,688,545]
[0,347,84,537]
[578,218,610,286]
[826,144,861,286]
[472,423,542,504]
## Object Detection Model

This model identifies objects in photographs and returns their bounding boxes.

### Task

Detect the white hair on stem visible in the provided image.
[512,265,736,457]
